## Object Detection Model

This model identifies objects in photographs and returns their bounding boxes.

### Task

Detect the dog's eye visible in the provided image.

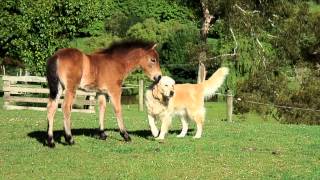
[165,85,168,87]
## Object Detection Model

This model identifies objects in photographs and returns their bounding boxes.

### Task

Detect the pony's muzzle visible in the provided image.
[153,75,162,82]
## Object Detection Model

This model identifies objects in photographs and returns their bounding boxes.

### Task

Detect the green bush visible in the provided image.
[0,0,108,75]
[275,68,320,125]
[68,34,120,54]
[126,18,201,83]
[234,63,288,115]
[114,0,197,23]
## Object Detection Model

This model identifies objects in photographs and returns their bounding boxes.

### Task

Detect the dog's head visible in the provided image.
[152,76,175,102]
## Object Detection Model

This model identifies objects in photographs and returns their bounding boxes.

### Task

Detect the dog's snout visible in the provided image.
[153,75,162,82]
[170,91,174,97]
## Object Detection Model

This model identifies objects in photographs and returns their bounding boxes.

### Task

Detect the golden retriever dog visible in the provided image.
[145,67,229,140]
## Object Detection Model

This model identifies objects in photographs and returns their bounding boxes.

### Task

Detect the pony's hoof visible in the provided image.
[48,142,56,148]
[64,134,75,145]
[99,131,107,140]
[120,132,131,142]
[47,136,55,148]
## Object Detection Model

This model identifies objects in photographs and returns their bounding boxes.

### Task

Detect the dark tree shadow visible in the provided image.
[27,128,195,146]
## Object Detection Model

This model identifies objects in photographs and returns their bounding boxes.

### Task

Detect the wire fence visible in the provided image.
[2,65,319,115]
[238,99,320,113]
[215,91,320,114]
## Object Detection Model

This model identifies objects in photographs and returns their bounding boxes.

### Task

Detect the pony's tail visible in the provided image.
[46,55,59,100]
[202,67,229,99]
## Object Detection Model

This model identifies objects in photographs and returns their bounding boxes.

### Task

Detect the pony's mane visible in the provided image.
[98,39,155,55]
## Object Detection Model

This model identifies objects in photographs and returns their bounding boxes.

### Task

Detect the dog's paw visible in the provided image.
[155,136,164,140]
[193,135,201,139]
[176,134,186,138]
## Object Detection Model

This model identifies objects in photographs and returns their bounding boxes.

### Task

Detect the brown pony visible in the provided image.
[46,40,162,147]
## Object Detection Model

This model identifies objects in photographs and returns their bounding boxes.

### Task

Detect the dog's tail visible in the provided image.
[202,67,229,99]
[46,55,60,100]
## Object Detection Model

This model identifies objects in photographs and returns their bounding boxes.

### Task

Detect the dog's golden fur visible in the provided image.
[145,67,229,139]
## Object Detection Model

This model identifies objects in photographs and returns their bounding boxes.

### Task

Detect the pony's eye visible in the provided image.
[151,58,156,63]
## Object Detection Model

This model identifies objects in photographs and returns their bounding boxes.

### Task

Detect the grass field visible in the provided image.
[309,1,320,13]
[0,99,319,179]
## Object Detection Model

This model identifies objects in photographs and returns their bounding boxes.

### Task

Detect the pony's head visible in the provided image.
[139,44,162,82]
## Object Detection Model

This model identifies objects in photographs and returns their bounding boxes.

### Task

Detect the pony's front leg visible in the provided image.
[109,90,131,142]
[62,90,76,145]
[98,94,107,140]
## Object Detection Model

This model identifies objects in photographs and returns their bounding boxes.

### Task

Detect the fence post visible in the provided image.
[139,79,144,112]
[226,90,233,122]
[2,65,5,76]
[25,69,29,76]
[89,95,95,112]
[3,79,10,109]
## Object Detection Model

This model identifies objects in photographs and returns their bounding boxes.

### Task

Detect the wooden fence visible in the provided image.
[2,76,97,113]
[2,75,145,113]
[1,73,233,120]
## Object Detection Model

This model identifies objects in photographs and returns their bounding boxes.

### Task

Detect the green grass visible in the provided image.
[0,99,319,179]
[308,1,320,13]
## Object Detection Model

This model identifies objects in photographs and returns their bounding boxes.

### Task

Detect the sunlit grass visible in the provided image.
[0,99,319,179]
[308,1,320,13]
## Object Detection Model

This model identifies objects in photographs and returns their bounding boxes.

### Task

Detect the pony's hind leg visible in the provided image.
[98,94,107,140]
[109,89,131,142]
[46,85,62,148]
[47,98,58,147]
[62,89,76,145]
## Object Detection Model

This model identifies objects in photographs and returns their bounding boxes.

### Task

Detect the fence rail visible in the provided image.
[2,75,97,113]
[2,75,236,119]
[2,75,145,113]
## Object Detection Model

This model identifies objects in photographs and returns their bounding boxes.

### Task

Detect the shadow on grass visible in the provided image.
[27,128,195,146]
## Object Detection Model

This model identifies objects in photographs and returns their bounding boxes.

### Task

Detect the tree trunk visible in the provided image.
[198,0,213,83]
[200,0,214,42]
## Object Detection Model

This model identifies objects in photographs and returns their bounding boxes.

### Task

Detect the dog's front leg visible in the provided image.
[156,114,172,140]
[148,114,159,137]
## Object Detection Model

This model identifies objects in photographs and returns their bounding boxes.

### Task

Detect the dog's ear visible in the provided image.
[152,84,163,101]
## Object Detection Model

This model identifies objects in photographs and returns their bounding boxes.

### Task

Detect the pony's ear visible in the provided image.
[151,44,157,50]
[152,84,163,101]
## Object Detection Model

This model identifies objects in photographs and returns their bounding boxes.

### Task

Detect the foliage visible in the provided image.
[105,11,142,37]
[105,0,199,37]
[68,34,120,54]
[210,0,320,124]
[127,18,201,83]
[236,63,320,125]
[0,0,108,75]
[275,67,320,125]
[114,0,198,23]
[234,62,288,115]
